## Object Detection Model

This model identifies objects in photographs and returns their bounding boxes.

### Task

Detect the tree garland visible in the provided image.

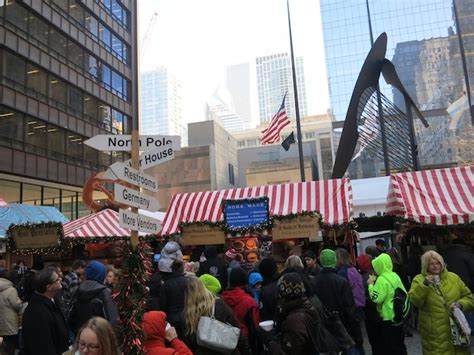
[6,222,65,255]
[115,242,152,355]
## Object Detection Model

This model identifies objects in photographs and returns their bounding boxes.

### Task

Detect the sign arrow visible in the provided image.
[104,162,158,192]
[114,184,160,211]
[84,134,181,152]
[123,146,175,170]
[119,209,162,234]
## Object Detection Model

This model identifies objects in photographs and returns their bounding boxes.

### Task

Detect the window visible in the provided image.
[3,51,26,85]
[68,86,83,115]
[29,15,49,45]
[0,108,23,141]
[85,15,98,38]
[69,0,84,25]
[101,65,111,87]
[49,76,67,107]
[53,0,69,12]
[4,1,28,32]
[83,95,98,121]
[111,70,123,96]
[49,28,68,58]
[84,145,98,166]
[100,25,111,48]
[26,64,47,98]
[22,184,42,205]
[47,124,65,156]
[112,110,124,134]
[67,133,83,159]
[86,54,98,78]
[228,163,235,185]
[99,105,111,129]
[25,117,48,151]
[111,34,123,58]
[68,42,84,68]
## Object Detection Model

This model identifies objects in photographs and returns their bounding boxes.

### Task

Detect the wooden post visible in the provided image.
[130,130,140,247]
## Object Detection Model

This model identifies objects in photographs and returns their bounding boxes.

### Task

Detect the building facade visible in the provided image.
[140,66,187,146]
[256,53,307,124]
[321,0,474,176]
[0,0,138,219]
[225,63,253,129]
[205,84,243,133]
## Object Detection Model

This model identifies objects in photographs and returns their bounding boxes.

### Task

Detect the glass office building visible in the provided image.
[0,0,138,218]
[321,0,474,176]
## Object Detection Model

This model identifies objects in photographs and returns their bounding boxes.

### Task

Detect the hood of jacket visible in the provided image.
[0,278,13,292]
[76,279,107,302]
[357,255,373,273]
[143,311,166,345]
[372,253,392,276]
[221,287,250,307]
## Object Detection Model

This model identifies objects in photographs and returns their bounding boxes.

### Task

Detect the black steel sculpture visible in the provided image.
[332,32,429,179]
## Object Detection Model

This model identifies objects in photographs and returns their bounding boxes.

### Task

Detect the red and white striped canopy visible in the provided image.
[385,166,474,225]
[161,179,353,236]
[63,208,146,238]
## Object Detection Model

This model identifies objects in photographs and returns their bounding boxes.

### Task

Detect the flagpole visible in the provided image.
[287,0,305,182]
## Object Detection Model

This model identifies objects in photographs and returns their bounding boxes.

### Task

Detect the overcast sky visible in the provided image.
[138,0,329,126]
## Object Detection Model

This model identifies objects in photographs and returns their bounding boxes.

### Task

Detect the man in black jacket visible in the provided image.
[259,257,280,321]
[197,245,227,290]
[22,267,69,355]
[313,249,364,353]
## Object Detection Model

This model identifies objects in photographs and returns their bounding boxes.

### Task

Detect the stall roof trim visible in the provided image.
[63,208,153,238]
[161,179,353,235]
[385,165,474,225]
[0,204,69,239]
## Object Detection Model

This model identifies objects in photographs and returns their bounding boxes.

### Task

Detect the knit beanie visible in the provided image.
[320,249,337,269]
[86,260,106,283]
[229,267,247,288]
[248,272,263,287]
[199,274,221,296]
[278,272,305,300]
[158,241,183,273]
[224,248,237,263]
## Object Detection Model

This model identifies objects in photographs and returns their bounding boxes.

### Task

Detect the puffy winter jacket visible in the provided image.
[0,278,23,336]
[221,287,260,337]
[338,266,366,307]
[409,268,474,355]
[368,253,406,321]
[143,311,192,355]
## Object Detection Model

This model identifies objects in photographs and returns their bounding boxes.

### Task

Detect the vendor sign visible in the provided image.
[181,224,224,246]
[7,222,62,253]
[223,197,269,233]
[272,214,320,241]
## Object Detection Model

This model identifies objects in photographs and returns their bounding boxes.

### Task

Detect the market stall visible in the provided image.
[0,203,69,268]
[385,165,474,255]
[161,179,354,267]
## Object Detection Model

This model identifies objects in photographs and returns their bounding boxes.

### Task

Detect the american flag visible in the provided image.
[260,94,290,144]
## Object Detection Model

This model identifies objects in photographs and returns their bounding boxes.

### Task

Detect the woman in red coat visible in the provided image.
[143,311,192,355]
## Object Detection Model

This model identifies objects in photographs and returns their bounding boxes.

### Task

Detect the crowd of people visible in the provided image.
[0,236,472,355]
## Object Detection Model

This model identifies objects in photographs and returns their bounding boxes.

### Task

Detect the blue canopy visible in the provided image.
[0,204,69,239]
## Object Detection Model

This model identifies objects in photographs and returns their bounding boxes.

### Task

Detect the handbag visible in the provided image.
[197,303,241,354]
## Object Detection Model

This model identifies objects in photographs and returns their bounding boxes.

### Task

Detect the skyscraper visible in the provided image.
[205,85,243,133]
[140,67,187,146]
[321,0,474,175]
[225,63,252,129]
[0,0,138,218]
[256,53,307,124]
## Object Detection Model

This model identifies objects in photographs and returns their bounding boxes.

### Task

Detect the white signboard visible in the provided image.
[104,162,158,192]
[119,209,162,234]
[124,146,175,170]
[114,184,160,211]
[84,135,181,152]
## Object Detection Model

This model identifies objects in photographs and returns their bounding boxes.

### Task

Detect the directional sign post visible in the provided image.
[84,135,181,151]
[114,184,160,211]
[104,162,158,192]
[124,145,175,170]
[119,209,162,234]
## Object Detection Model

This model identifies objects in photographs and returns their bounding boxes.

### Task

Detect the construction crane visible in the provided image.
[140,12,158,63]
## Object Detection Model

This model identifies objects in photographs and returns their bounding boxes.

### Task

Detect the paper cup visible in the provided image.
[259,320,274,331]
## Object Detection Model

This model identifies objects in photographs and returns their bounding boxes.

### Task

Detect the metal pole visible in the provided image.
[366,0,390,175]
[404,96,420,170]
[453,0,474,125]
[287,0,305,182]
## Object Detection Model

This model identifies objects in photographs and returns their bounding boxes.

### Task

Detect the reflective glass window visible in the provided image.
[103,0,111,10]
[0,108,23,142]
[3,51,26,85]
[29,15,49,46]
[47,124,65,155]
[123,114,132,134]
[99,105,111,129]
[49,28,68,58]
[111,0,123,22]
[122,79,129,100]
[111,34,123,58]
[99,151,111,167]
[111,110,124,134]
[43,187,61,208]
[100,25,111,47]
[26,64,47,98]
[61,190,77,220]
[86,54,98,78]
[22,184,42,205]
[68,42,84,68]
[69,1,84,25]
[101,65,111,87]
[111,71,123,96]
[85,15,98,38]
[53,0,69,12]
[66,133,83,159]
[83,94,98,120]
[4,0,28,33]
[0,179,21,203]
[68,86,83,115]
[49,76,67,107]
[25,118,48,150]
[84,145,98,166]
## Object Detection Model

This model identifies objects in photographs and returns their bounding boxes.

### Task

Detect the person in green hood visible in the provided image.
[367,253,407,355]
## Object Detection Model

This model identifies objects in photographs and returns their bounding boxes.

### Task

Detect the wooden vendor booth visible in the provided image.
[385,165,474,258]
[160,179,355,267]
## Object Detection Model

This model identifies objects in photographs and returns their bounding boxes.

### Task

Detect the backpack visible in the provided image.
[380,275,410,326]
[69,291,106,334]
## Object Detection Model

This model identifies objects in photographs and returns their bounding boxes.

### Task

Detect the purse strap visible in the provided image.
[210,302,216,319]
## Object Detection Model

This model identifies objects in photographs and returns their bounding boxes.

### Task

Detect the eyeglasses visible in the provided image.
[78,341,100,351]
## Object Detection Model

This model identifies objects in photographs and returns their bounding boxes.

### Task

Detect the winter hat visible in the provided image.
[85,260,107,283]
[204,246,218,259]
[259,257,278,280]
[248,272,263,287]
[199,274,221,295]
[302,250,316,260]
[278,272,305,300]
[158,241,183,273]
[357,255,373,273]
[229,267,247,288]
[320,249,337,269]
[224,248,237,262]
